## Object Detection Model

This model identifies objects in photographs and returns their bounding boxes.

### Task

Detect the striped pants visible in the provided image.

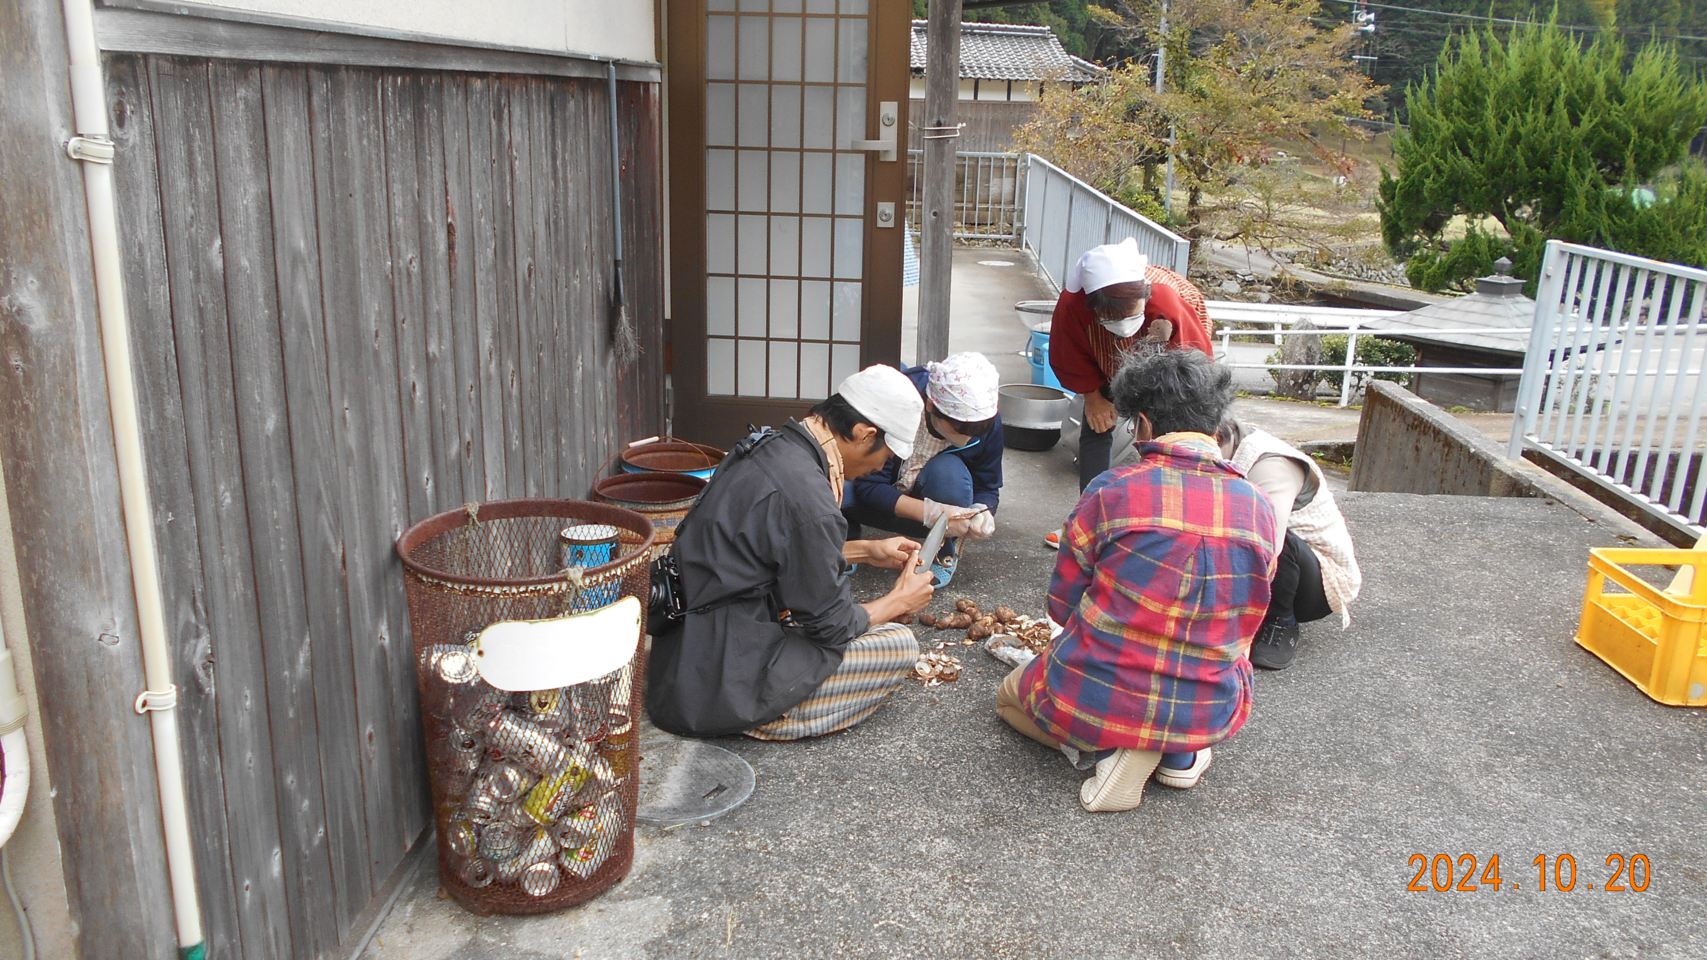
[745,622,919,741]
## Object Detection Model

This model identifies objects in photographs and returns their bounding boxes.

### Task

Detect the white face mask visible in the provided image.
[1099,314,1145,338]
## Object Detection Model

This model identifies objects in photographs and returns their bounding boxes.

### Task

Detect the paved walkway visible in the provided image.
[363,249,1704,960]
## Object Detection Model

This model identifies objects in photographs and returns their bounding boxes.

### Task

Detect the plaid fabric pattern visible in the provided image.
[1019,434,1277,753]
[746,623,920,741]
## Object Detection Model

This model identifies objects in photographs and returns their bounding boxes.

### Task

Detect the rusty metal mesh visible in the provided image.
[397,499,654,915]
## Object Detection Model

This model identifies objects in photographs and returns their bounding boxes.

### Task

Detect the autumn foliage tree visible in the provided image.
[1014,0,1379,249]
[1378,20,1707,292]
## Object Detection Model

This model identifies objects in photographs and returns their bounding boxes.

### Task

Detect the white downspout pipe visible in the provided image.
[58,2,205,957]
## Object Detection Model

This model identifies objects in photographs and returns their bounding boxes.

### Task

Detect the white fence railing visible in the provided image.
[905,150,1022,241]
[1217,325,1525,408]
[1021,154,1191,284]
[1510,240,1707,534]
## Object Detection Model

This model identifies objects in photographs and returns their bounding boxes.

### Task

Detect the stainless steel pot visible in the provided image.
[999,383,1072,429]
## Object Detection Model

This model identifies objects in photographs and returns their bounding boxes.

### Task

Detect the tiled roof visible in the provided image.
[910,21,1103,83]
[1360,283,1535,356]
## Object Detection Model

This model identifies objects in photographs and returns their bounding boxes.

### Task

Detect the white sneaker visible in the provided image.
[1153,747,1213,790]
[1078,748,1162,812]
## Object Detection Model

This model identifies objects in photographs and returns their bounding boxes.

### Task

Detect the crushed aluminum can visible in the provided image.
[487,712,571,775]
[462,784,503,825]
[481,762,532,804]
[444,821,478,860]
[569,674,620,743]
[452,686,509,730]
[495,828,556,881]
[548,790,621,851]
[459,858,495,888]
[527,688,575,731]
[478,821,522,861]
[560,837,612,880]
[448,725,484,775]
[521,748,603,824]
[520,860,561,898]
[548,813,594,850]
[423,644,480,684]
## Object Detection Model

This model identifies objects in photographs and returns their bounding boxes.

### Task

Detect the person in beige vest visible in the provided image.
[1216,418,1363,670]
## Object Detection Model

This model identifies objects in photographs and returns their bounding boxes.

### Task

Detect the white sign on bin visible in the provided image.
[472,596,642,691]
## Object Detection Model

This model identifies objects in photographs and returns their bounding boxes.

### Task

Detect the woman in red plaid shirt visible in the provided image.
[997,351,1277,812]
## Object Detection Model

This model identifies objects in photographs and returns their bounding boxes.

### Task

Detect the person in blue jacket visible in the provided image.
[842,352,1003,586]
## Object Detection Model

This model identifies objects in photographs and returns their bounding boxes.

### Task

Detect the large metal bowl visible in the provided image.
[1015,299,1055,334]
[1000,383,1072,429]
[1000,383,1073,451]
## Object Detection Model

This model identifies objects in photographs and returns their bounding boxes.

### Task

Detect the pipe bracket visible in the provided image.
[135,684,179,715]
[65,135,115,164]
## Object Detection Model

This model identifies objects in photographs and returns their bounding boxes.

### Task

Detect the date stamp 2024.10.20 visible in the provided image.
[1407,854,1652,893]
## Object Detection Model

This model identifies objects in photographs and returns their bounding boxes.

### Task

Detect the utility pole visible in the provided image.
[917,0,961,365]
[1156,1,1175,220]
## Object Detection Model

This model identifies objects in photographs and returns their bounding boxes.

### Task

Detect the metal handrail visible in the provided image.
[1019,153,1191,284]
[1510,239,1707,533]
[1218,324,1526,408]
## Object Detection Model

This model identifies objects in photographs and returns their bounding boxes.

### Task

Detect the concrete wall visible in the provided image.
[0,462,77,960]
[1348,382,1666,545]
[189,0,656,61]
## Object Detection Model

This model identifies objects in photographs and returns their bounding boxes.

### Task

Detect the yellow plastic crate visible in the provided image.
[1578,548,1707,707]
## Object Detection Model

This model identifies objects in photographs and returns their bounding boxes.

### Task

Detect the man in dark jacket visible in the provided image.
[648,365,937,740]
[843,353,1003,587]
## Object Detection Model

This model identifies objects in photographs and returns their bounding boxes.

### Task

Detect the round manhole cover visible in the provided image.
[636,736,755,826]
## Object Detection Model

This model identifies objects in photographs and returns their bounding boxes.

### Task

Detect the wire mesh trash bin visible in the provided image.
[397,499,655,915]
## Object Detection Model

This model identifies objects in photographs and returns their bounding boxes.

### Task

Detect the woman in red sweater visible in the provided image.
[1048,238,1215,491]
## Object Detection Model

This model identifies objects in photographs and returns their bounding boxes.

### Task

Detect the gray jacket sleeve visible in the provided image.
[775,509,872,650]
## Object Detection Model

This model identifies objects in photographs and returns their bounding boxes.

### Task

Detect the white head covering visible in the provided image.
[837,364,925,460]
[925,352,1000,422]
[1065,237,1150,294]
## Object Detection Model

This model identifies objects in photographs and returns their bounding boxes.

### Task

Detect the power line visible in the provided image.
[1315,0,1707,44]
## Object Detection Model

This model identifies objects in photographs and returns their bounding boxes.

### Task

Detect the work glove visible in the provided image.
[965,504,996,540]
[919,498,977,539]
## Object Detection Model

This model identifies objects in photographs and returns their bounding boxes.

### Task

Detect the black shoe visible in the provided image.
[1250,617,1301,671]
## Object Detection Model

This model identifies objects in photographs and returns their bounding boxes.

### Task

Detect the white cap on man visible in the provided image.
[837,364,925,460]
[1066,237,1150,294]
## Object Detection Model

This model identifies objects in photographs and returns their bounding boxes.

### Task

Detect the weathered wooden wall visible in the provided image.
[906,98,1036,153]
[101,54,664,959]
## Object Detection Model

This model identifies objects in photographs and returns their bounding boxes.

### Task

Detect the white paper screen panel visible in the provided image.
[703,0,869,399]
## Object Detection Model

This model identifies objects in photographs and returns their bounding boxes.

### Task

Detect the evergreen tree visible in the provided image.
[1377,20,1707,291]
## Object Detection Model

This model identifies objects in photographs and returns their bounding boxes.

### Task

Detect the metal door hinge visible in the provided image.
[66,135,115,164]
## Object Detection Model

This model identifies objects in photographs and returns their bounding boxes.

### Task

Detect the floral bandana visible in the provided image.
[924,352,1000,423]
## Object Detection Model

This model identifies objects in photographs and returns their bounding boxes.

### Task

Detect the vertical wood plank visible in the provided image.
[547,80,582,492]
[439,76,484,504]
[309,64,411,886]
[627,83,667,439]
[149,53,299,960]
[102,53,240,959]
[260,63,372,940]
[411,73,465,511]
[465,77,507,499]
[383,73,438,525]
[568,81,597,491]
[506,78,539,498]
[523,78,558,497]
[491,83,526,496]
[211,58,347,960]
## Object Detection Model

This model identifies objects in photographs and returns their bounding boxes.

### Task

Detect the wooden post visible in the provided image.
[917,0,960,366]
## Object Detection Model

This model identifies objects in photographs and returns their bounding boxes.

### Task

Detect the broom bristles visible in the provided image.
[614,302,640,365]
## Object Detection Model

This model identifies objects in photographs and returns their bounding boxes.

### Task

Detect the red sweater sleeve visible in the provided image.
[1146,282,1214,355]
[1047,291,1109,395]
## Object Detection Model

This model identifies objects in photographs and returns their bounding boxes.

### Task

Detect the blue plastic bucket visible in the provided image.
[1026,330,1064,390]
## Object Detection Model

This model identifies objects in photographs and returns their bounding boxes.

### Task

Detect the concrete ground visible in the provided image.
[362,249,1705,959]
